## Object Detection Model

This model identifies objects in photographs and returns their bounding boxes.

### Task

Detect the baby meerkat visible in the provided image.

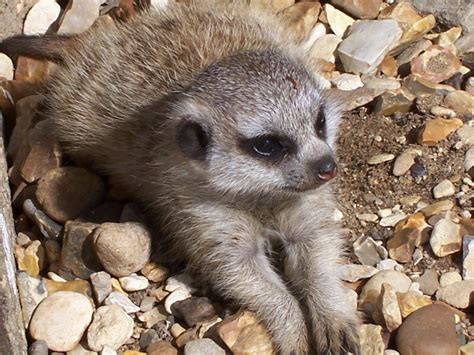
[1,2,360,354]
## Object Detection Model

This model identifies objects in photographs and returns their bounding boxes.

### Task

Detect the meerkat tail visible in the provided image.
[0,34,74,63]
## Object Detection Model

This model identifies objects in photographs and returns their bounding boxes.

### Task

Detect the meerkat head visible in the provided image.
[172,50,342,199]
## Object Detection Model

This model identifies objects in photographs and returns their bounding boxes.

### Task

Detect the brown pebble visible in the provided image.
[36,167,106,223]
[396,304,459,355]
[147,340,178,355]
[171,297,217,327]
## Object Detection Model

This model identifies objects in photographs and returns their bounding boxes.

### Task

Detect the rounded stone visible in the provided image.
[184,338,226,355]
[36,167,105,223]
[396,304,458,355]
[29,291,93,352]
[87,305,134,351]
[359,270,411,312]
[93,222,151,277]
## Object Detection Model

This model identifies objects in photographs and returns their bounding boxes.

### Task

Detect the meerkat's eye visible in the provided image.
[252,136,283,156]
[315,110,326,137]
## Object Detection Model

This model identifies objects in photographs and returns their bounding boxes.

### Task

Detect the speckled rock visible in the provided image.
[29,291,93,351]
[440,271,462,287]
[396,304,458,355]
[93,222,151,277]
[87,305,134,351]
[410,45,461,83]
[359,324,384,355]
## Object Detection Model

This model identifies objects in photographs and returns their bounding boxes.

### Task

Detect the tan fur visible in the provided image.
[4,2,360,353]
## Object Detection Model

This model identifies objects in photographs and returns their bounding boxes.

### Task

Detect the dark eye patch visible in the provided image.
[239,134,296,162]
[315,109,326,138]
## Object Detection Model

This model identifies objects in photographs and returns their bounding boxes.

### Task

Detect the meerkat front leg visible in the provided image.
[277,196,360,354]
[182,209,308,355]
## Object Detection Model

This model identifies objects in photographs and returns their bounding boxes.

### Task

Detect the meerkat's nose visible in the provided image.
[314,157,337,181]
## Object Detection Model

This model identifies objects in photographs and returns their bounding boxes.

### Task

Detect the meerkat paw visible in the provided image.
[310,313,360,355]
[269,319,309,355]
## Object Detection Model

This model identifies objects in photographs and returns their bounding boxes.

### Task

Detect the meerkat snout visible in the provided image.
[313,156,337,181]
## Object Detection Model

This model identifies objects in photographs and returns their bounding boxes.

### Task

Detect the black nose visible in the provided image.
[314,157,337,181]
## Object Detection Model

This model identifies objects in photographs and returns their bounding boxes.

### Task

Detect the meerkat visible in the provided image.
[1,2,360,354]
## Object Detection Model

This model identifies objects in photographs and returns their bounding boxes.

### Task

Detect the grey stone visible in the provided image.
[16,272,48,328]
[139,329,160,349]
[338,20,402,74]
[416,269,440,296]
[184,338,226,355]
[28,340,48,355]
[411,0,474,34]
[23,199,62,239]
[90,271,112,305]
[353,236,387,266]
[104,292,140,314]
[463,236,474,280]
[457,125,474,146]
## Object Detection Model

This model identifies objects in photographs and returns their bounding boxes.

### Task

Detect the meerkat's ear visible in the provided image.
[176,118,210,161]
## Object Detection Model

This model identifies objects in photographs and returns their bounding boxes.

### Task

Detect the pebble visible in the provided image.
[23,199,62,239]
[147,341,178,355]
[410,45,461,84]
[164,289,192,314]
[466,146,474,178]
[393,150,418,176]
[139,329,160,349]
[379,283,402,332]
[374,88,415,116]
[184,339,226,355]
[28,340,49,355]
[436,280,474,308]
[90,271,112,305]
[139,296,156,312]
[396,304,458,355]
[460,342,474,355]
[141,263,169,283]
[87,305,134,351]
[14,240,45,277]
[429,219,462,257]
[367,153,395,165]
[23,0,61,35]
[45,279,92,299]
[379,211,406,227]
[0,53,14,80]
[119,274,149,292]
[356,213,378,222]
[308,34,341,63]
[338,19,402,74]
[440,271,462,287]
[430,106,456,117]
[325,4,354,37]
[104,291,140,313]
[58,0,101,35]
[387,212,430,263]
[340,264,379,283]
[279,2,321,42]
[93,222,151,277]
[332,73,364,91]
[136,307,167,328]
[216,311,274,355]
[29,291,93,352]
[417,118,464,146]
[360,270,412,312]
[377,258,401,271]
[457,124,474,146]
[444,90,474,116]
[165,273,197,293]
[331,0,382,19]
[433,179,456,199]
[397,291,432,318]
[353,236,386,266]
[67,342,97,355]
[16,272,48,327]
[171,297,217,327]
[36,167,106,223]
[420,199,454,217]
[358,324,385,355]
[463,236,474,280]
[416,269,440,296]
[61,221,101,279]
